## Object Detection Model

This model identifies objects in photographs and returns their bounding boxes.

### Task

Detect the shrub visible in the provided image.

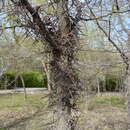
[0,72,16,89]
[0,72,47,89]
[105,75,122,92]
[18,72,46,88]
[99,75,123,92]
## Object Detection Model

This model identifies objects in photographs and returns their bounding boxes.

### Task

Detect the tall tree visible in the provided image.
[1,0,130,129]
[3,0,82,129]
[117,7,130,128]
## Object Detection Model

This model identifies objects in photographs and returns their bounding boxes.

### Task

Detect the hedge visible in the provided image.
[105,75,123,92]
[99,75,123,92]
[0,72,16,89]
[0,72,47,89]
[0,72,123,91]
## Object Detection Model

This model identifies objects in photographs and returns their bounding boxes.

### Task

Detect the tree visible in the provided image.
[1,0,82,129]
[84,0,130,128]
[117,7,130,128]
[1,0,130,129]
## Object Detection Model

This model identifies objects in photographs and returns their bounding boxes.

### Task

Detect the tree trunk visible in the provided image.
[117,12,130,128]
[11,0,81,129]
[42,60,51,91]
[56,106,73,130]
[127,32,130,129]
[19,75,27,100]
[48,1,80,129]
[49,48,78,130]
[127,75,130,129]
[103,76,106,93]
[97,77,100,96]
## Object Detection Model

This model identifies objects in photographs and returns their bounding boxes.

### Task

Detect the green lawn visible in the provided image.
[94,96,126,106]
[0,93,48,129]
[0,93,125,111]
[0,93,127,130]
[86,95,127,111]
[0,93,46,109]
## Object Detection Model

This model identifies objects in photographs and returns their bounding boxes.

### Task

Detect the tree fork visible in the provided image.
[10,0,81,129]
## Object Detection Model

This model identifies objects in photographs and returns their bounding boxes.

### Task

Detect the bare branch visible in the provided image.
[79,9,130,22]
[82,6,129,68]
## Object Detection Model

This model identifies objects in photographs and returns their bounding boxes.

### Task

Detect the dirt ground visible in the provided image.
[0,93,128,130]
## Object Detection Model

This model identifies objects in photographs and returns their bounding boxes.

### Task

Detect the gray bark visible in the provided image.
[127,32,130,129]
[97,77,100,96]
[127,75,130,129]
[10,1,80,129]
[56,106,73,130]
[119,12,130,128]
[52,1,78,129]
[19,75,27,100]
[50,49,77,130]
[42,60,51,91]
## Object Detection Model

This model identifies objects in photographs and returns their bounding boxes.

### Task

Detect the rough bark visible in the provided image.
[50,48,78,130]
[19,75,27,100]
[97,77,100,96]
[127,75,130,129]
[117,12,130,128]
[42,60,51,91]
[50,1,80,129]
[127,32,130,129]
[10,0,81,129]
[56,106,72,130]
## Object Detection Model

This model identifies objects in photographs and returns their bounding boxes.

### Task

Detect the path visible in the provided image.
[0,88,47,94]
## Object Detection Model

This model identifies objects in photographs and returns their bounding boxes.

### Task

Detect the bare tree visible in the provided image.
[82,0,130,128]
[1,0,82,129]
[1,0,130,129]
[118,8,130,128]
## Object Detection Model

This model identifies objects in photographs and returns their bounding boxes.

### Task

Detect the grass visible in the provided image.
[87,96,127,111]
[0,93,127,130]
[0,94,124,111]
[0,93,46,109]
[0,93,48,129]
[79,95,127,130]
[95,97,126,106]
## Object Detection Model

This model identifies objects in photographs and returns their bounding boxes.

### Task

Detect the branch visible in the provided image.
[11,0,53,44]
[79,9,130,22]
[19,0,46,32]
[0,25,28,30]
[83,6,129,73]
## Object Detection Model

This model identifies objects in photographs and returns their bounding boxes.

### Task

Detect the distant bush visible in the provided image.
[0,72,16,89]
[105,75,123,92]
[0,72,47,89]
[99,74,123,92]
[18,72,47,88]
